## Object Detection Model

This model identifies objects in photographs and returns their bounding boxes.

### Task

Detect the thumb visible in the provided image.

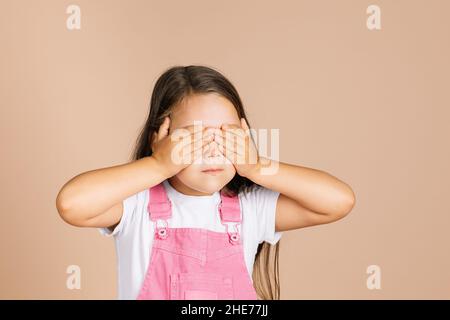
[157,116,171,140]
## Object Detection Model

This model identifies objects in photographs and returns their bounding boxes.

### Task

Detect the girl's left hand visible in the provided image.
[214,118,261,179]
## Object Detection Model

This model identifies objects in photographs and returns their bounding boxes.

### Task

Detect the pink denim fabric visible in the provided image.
[136,182,258,300]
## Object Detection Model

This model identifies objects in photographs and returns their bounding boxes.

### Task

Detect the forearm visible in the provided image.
[247,157,355,215]
[56,156,167,221]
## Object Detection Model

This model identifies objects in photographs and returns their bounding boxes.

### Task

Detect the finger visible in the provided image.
[222,125,249,136]
[157,116,171,140]
[169,131,212,165]
[171,124,204,140]
[221,141,246,158]
[185,139,216,164]
[203,127,221,137]
[203,127,223,147]
[205,140,226,157]
[223,147,244,164]
[203,138,226,155]
[173,128,213,148]
[173,126,214,150]
[220,126,248,144]
[188,134,214,153]
[221,125,256,156]
[216,135,251,163]
[213,138,239,162]
[191,142,223,164]
[197,141,217,160]
[179,136,213,156]
[215,133,236,153]
[215,141,225,155]
[218,137,251,156]
[221,123,242,130]
[214,131,247,149]
[181,124,205,136]
[217,130,248,156]
[220,124,249,142]
[180,135,214,161]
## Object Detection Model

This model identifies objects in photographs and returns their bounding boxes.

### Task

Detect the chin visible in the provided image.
[177,169,235,194]
[193,183,224,194]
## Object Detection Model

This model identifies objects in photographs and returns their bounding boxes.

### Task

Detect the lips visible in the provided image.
[201,168,224,173]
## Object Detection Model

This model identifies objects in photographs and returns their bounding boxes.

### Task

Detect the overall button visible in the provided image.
[229,233,240,244]
[157,228,168,239]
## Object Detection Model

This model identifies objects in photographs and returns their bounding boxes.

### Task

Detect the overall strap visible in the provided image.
[147,182,172,221]
[218,190,242,223]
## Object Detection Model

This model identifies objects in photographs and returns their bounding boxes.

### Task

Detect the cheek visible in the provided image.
[223,165,236,178]
[175,165,197,181]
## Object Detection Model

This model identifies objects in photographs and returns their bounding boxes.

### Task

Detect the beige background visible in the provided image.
[1,0,449,299]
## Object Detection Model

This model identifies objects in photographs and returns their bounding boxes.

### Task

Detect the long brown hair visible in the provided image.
[132,65,280,299]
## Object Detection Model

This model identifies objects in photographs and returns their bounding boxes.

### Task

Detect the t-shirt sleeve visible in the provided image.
[97,193,138,238]
[251,185,282,245]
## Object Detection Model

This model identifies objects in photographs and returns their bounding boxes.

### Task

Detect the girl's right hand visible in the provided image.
[151,116,214,178]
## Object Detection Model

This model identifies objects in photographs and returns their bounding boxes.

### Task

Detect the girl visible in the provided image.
[56,65,355,300]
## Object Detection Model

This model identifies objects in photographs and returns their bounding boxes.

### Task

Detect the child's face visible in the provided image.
[168,93,241,194]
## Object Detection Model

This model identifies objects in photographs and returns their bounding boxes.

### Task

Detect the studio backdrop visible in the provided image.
[1,0,449,299]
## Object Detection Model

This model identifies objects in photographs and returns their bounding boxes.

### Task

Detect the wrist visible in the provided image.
[146,156,173,181]
[243,157,263,180]
[246,156,275,180]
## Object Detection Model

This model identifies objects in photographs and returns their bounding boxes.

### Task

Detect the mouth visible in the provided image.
[201,168,224,175]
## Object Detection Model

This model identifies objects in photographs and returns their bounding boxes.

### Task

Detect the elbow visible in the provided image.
[56,190,84,227]
[330,188,356,222]
[55,190,73,225]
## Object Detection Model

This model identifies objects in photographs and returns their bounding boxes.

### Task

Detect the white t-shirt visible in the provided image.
[98,179,283,300]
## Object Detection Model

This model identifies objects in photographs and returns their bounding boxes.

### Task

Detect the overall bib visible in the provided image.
[137,182,258,300]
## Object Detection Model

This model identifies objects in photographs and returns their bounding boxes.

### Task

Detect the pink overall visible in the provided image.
[136,182,258,300]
